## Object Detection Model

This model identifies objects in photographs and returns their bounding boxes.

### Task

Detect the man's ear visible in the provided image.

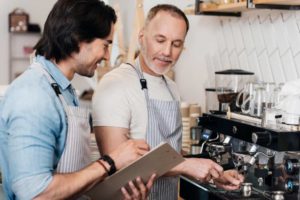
[138,27,145,45]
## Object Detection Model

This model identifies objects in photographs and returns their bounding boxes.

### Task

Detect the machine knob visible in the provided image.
[285,178,299,193]
[284,159,300,175]
[252,131,271,146]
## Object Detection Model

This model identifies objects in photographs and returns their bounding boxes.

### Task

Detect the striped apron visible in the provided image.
[33,63,92,188]
[129,62,182,200]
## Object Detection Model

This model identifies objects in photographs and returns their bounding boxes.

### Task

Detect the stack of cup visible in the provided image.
[181,102,190,152]
[180,102,202,153]
[190,104,201,127]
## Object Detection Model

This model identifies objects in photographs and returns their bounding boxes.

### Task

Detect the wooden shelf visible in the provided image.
[194,0,300,16]
[184,7,195,15]
[199,2,247,13]
[253,0,300,5]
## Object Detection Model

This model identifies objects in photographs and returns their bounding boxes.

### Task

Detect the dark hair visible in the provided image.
[146,4,189,33]
[34,0,117,62]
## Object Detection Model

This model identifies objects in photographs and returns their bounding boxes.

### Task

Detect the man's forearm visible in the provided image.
[33,161,108,200]
[164,159,186,176]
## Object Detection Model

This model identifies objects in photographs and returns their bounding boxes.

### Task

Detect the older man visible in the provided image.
[93,4,244,200]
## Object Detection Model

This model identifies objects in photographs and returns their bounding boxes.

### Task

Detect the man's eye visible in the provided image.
[156,39,165,43]
[173,42,183,48]
[103,44,109,50]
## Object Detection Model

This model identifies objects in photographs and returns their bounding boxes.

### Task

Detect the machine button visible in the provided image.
[284,159,300,175]
[285,178,299,193]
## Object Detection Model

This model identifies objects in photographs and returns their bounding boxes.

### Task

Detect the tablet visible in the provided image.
[85,142,184,200]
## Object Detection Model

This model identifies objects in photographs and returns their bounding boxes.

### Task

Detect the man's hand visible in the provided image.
[109,139,150,170]
[121,174,156,200]
[214,169,244,190]
[180,158,224,182]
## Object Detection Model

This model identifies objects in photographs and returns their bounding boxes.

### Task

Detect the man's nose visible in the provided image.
[162,43,171,56]
[103,49,110,61]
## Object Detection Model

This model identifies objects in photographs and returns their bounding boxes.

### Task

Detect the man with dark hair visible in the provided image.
[0,0,155,199]
[93,4,244,200]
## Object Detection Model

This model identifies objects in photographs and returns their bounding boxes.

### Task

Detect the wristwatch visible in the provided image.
[100,155,116,176]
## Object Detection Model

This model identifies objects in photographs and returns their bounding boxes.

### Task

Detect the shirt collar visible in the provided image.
[35,55,71,90]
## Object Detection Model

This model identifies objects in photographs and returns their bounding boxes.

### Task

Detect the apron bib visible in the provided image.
[32,63,92,198]
[129,61,182,200]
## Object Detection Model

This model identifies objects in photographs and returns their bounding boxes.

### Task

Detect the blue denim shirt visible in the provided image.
[0,56,79,200]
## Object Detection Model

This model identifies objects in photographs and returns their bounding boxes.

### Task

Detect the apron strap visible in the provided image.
[126,62,150,105]
[31,62,69,109]
[161,76,176,100]
[51,83,62,96]
[126,61,176,101]
[126,62,147,90]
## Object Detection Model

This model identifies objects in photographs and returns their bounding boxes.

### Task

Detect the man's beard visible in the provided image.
[141,47,173,75]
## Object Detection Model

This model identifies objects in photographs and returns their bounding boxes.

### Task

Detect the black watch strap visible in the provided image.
[101,155,116,176]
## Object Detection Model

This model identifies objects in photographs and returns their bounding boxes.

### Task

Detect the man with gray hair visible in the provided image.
[93,4,244,200]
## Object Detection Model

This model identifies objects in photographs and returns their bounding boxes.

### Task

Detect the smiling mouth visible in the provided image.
[155,58,172,65]
[156,55,172,61]
[96,59,104,67]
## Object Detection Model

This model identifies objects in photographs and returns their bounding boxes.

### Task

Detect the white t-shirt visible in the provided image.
[92,63,180,139]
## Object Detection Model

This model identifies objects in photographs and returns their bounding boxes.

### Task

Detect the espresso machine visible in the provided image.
[180,113,300,200]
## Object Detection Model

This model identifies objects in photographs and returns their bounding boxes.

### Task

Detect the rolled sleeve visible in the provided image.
[92,74,131,128]
[12,174,53,200]
[3,80,64,199]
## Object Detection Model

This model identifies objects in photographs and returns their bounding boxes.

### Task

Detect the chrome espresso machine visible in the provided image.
[180,113,300,200]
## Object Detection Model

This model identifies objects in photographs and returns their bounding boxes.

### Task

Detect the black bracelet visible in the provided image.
[100,155,116,176]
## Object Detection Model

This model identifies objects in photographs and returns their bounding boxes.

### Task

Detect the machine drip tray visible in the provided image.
[180,176,272,200]
[218,191,269,200]
[207,187,272,200]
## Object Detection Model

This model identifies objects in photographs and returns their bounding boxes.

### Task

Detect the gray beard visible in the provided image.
[141,49,172,75]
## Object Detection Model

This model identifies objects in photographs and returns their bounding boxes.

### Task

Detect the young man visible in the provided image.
[93,4,244,200]
[0,0,155,199]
